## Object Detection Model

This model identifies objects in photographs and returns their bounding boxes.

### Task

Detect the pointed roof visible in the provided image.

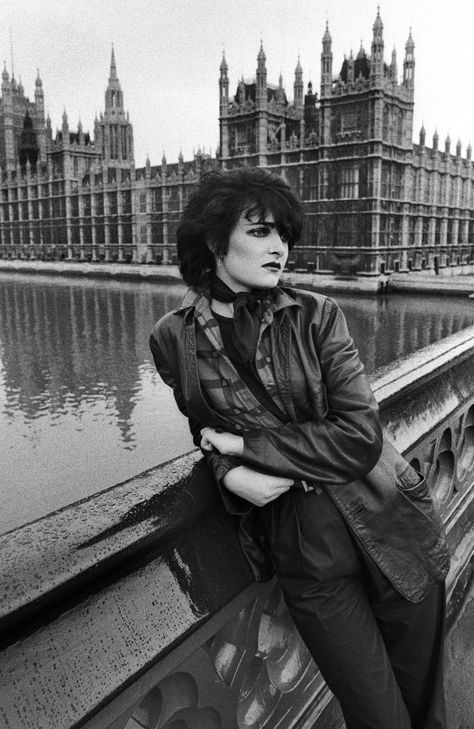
[257,41,266,65]
[373,6,383,34]
[323,21,331,44]
[109,44,118,82]
[220,51,228,72]
[406,28,415,52]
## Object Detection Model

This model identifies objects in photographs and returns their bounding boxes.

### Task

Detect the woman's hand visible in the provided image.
[200,427,244,456]
[222,466,294,507]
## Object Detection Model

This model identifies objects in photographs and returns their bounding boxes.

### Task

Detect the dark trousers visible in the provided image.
[258,487,447,729]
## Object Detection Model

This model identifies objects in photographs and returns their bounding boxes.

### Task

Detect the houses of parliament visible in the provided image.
[1,10,474,277]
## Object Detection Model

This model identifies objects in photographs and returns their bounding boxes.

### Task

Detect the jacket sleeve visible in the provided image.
[242,298,383,485]
[149,330,252,515]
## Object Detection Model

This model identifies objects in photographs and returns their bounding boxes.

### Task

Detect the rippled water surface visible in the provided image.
[1,272,473,533]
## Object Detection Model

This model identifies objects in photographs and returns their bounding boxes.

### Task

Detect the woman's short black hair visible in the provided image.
[177,166,304,287]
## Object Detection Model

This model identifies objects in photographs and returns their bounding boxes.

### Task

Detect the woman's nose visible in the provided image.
[270,231,287,255]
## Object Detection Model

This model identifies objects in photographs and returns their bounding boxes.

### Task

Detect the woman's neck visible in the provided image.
[211,298,234,318]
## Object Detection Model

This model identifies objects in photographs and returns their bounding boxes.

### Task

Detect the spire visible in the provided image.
[9,27,15,81]
[62,108,69,142]
[419,123,425,147]
[323,20,331,46]
[105,44,123,112]
[373,6,383,38]
[370,7,384,83]
[403,28,415,88]
[109,43,118,82]
[321,21,333,97]
[433,129,439,151]
[256,41,267,110]
[35,68,43,88]
[391,47,398,82]
[294,55,303,109]
[219,51,228,74]
[219,50,229,111]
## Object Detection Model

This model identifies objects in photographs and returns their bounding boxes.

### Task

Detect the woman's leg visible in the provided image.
[259,490,412,729]
[360,549,447,729]
[281,572,412,729]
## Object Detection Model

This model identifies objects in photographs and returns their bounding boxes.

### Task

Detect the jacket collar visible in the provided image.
[175,285,302,317]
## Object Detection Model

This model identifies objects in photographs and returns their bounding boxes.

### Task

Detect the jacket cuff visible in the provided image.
[205,452,253,516]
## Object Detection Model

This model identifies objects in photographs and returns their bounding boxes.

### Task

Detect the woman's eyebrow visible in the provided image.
[245,219,276,228]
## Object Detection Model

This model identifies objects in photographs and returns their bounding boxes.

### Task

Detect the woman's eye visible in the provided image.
[250,226,270,237]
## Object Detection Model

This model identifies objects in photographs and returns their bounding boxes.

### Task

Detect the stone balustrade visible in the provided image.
[1,326,474,729]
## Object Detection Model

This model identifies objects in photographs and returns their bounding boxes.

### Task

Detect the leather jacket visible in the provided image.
[150,286,450,603]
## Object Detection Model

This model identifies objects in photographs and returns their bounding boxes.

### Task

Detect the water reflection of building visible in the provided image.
[0,276,184,442]
[1,11,474,275]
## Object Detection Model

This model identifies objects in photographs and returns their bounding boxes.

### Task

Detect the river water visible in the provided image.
[1,272,473,534]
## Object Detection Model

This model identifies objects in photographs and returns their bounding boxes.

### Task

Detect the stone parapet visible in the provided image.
[1,327,474,729]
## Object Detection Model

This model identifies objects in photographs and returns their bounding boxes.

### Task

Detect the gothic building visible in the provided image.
[0,49,212,263]
[219,10,474,275]
[1,11,474,276]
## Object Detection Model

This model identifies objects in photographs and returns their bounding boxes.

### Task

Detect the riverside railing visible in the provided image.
[1,325,474,729]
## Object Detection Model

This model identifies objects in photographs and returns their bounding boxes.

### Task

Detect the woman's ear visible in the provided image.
[206,236,219,257]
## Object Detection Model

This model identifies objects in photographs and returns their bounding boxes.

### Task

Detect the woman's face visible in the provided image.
[216,210,289,292]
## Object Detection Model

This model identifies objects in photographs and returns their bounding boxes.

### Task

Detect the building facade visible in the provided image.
[219,11,474,276]
[1,12,474,275]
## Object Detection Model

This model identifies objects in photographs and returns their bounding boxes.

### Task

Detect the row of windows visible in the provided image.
[300,213,474,247]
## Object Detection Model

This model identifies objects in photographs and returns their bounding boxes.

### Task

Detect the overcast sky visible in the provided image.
[2,0,473,167]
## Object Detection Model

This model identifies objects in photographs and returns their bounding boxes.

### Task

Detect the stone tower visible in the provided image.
[218,43,303,169]
[96,46,135,169]
[0,64,45,172]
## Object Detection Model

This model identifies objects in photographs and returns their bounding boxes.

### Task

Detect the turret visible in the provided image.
[219,52,229,113]
[276,73,285,106]
[2,62,9,91]
[403,29,415,89]
[370,8,384,85]
[62,108,69,141]
[256,42,267,110]
[347,51,355,84]
[320,22,333,98]
[237,77,246,106]
[433,129,439,151]
[419,123,425,148]
[391,47,398,83]
[294,56,303,109]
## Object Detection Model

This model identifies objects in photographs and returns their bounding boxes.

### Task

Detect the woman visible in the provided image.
[150,167,449,729]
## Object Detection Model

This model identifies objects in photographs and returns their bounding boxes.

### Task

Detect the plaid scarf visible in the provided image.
[190,289,287,433]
